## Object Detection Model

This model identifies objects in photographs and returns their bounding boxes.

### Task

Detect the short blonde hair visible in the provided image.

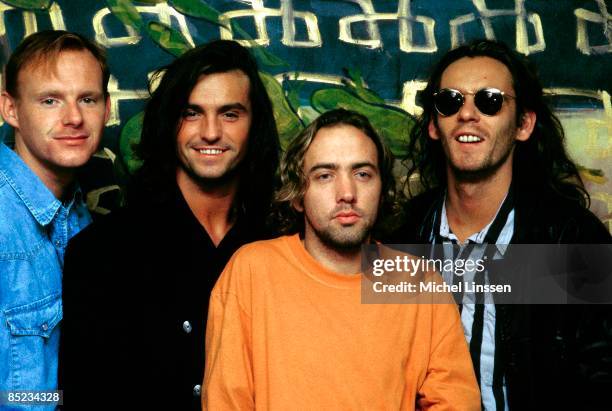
[4,30,109,98]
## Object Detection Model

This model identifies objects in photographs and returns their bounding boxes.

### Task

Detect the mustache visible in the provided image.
[451,125,487,138]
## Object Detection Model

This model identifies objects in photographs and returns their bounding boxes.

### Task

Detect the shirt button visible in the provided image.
[54,240,61,246]
[182,321,192,334]
[193,384,201,397]
[41,323,48,331]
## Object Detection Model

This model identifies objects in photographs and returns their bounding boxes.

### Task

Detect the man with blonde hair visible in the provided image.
[203,109,480,410]
[0,30,109,408]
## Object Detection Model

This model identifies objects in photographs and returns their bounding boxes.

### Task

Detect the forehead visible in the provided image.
[188,70,251,107]
[440,56,513,93]
[17,49,103,91]
[304,124,378,169]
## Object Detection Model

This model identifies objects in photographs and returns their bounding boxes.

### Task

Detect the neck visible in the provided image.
[303,230,364,275]
[445,165,512,243]
[14,140,74,199]
[176,169,239,246]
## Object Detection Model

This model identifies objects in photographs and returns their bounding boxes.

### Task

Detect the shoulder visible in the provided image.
[515,190,611,243]
[555,204,611,243]
[67,207,134,249]
[0,182,44,257]
[62,206,159,300]
[0,185,30,235]
[232,236,291,259]
[213,236,294,292]
[0,170,30,220]
[221,236,293,276]
[64,206,154,273]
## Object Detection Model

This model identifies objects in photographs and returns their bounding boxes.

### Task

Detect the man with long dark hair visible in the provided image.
[203,109,480,410]
[390,39,611,409]
[60,40,280,410]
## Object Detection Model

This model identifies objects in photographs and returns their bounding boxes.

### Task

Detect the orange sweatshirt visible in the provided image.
[203,235,480,410]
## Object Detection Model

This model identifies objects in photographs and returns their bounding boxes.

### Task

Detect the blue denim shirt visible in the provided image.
[0,143,92,409]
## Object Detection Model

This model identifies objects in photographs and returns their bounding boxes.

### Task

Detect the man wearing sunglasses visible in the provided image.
[389,39,611,410]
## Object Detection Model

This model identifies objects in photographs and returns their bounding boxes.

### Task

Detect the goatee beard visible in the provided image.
[316,228,370,253]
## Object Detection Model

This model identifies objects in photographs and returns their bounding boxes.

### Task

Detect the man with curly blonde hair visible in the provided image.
[203,109,480,410]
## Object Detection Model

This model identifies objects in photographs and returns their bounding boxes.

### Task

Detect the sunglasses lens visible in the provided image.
[474,89,504,115]
[434,89,464,116]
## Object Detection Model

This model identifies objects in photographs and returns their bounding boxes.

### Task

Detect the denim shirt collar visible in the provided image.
[0,143,80,226]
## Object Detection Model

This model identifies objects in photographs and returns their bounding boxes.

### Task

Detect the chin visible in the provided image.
[54,156,94,169]
[451,165,504,183]
[321,229,370,251]
[193,165,242,184]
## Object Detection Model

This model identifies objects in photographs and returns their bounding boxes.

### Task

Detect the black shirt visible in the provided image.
[60,187,254,410]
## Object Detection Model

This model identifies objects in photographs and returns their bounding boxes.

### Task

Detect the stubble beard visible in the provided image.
[445,123,518,184]
[311,221,372,252]
[449,144,514,183]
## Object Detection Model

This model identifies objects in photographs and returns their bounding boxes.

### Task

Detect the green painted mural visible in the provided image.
[0,0,610,230]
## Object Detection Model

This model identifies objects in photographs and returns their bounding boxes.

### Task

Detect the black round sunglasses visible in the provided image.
[433,87,515,116]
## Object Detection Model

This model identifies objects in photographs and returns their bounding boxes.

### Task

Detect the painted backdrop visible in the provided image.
[1,0,610,230]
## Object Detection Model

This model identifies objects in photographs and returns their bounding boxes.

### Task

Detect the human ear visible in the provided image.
[428,119,440,140]
[515,111,536,142]
[0,92,20,129]
[291,198,304,213]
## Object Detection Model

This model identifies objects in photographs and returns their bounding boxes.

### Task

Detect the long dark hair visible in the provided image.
[130,40,280,233]
[406,39,588,207]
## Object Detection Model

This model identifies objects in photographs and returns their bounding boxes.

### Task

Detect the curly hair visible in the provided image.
[273,108,397,236]
[406,39,588,207]
[129,40,280,234]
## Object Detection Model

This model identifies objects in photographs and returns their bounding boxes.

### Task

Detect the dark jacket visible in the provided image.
[388,186,612,410]
[59,188,258,410]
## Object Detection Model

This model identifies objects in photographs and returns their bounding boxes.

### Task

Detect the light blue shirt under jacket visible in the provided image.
[0,143,91,410]
[437,196,514,411]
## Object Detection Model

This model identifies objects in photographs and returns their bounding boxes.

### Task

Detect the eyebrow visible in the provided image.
[185,102,249,113]
[220,102,249,112]
[34,90,104,98]
[307,161,378,174]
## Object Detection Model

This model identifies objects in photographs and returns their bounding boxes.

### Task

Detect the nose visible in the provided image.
[336,173,356,204]
[456,95,480,122]
[200,115,221,143]
[62,102,84,127]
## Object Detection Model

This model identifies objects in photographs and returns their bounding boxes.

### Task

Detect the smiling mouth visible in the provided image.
[456,134,483,143]
[194,147,227,155]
